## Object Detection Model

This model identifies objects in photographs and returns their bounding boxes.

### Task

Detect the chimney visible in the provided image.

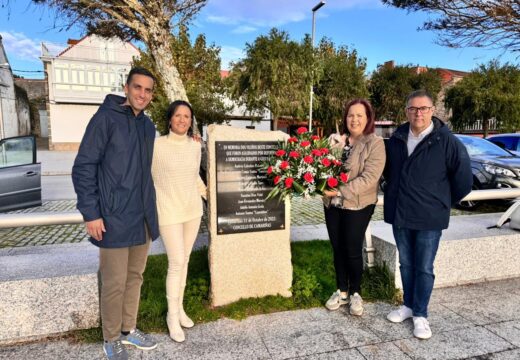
[383,60,395,69]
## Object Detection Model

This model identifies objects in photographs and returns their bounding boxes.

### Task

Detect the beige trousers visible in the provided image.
[160,217,201,317]
[99,239,151,341]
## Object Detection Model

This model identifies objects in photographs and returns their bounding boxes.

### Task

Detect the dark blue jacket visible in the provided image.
[383,118,472,230]
[72,94,160,248]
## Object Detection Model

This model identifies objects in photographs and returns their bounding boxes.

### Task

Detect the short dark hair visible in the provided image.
[406,89,433,105]
[342,98,376,135]
[166,100,194,136]
[126,67,156,85]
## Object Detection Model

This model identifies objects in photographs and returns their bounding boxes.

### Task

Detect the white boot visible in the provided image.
[179,286,194,328]
[166,296,185,343]
[166,311,185,343]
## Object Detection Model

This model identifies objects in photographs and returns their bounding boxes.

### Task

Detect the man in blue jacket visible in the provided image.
[384,90,472,340]
[72,67,160,360]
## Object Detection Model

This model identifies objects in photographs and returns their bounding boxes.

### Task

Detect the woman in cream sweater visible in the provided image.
[322,98,386,316]
[151,100,206,342]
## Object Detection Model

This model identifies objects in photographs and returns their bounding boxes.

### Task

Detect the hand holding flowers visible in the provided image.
[263,127,349,201]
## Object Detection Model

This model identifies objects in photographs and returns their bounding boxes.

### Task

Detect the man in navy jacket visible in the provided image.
[384,90,472,340]
[72,67,160,360]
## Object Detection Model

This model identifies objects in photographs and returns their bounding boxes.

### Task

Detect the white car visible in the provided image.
[0,135,42,212]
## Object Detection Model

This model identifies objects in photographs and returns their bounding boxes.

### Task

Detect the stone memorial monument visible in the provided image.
[206,124,292,306]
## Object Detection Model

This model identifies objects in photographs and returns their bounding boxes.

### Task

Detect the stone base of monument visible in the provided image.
[370,213,520,289]
[206,125,293,307]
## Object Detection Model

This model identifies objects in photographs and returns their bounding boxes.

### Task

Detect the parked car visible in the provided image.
[0,135,42,212]
[486,133,520,156]
[455,134,520,209]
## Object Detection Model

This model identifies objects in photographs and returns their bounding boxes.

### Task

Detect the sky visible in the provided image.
[0,0,517,80]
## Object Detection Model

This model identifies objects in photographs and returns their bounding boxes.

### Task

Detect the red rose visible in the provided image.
[274,175,281,185]
[327,177,338,188]
[340,172,349,183]
[288,137,298,143]
[311,149,322,157]
[296,127,308,135]
[275,149,286,157]
[285,177,294,188]
[311,135,320,141]
[280,161,289,170]
[321,158,331,167]
[303,155,314,164]
[267,166,273,174]
[289,151,300,158]
[320,148,329,154]
[303,172,314,183]
[333,160,342,166]
[300,140,311,147]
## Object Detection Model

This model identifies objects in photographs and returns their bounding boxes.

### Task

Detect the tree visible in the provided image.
[445,61,520,137]
[31,0,207,102]
[133,25,230,134]
[313,39,368,133]
[226,28,317,130]
[369,64,442,123]
[383,0,520,53]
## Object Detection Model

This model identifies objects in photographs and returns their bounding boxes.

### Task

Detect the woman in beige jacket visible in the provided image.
[322,98,386,316]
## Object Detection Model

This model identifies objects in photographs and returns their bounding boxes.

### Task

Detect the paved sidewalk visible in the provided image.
[1,277,519,359]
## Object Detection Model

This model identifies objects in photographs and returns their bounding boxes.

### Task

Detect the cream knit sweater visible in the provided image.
[152,131,207,226]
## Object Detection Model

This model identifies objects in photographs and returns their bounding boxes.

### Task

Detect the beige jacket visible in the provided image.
[323,133,386,209]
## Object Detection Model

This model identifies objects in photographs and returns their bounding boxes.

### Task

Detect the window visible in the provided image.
[0,137,34,168]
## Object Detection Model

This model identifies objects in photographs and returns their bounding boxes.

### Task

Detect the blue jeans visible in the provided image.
[392,225,442,318]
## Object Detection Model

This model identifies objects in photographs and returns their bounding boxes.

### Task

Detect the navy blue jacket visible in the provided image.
[72,94,160,248]
[383,118,472,230]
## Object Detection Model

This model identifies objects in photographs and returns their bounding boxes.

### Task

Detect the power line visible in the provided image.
[12,69,44,73]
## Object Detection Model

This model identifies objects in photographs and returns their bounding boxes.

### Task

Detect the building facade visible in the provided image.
[41,35,140,150]
[0,35,31,139]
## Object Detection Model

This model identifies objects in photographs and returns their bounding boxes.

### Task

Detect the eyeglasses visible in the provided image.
[406,106,433,114]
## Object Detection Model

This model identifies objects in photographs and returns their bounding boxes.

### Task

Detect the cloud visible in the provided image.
[203,0,382,28]
[1,30,41,62]
[220,46,245,69]
[0,30,64,62]
[231,25,257,34]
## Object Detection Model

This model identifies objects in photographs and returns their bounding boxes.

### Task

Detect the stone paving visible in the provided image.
[1,277,520,359]
[0,197,386,248]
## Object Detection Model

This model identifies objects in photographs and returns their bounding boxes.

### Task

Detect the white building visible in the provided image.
[41,35,140,150]
[0,34,24,139]
[201,70,272,139]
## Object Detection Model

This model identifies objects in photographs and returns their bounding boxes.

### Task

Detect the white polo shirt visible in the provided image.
[407,121,434,156]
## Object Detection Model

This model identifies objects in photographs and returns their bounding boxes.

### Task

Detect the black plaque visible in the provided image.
[216,141,285,234]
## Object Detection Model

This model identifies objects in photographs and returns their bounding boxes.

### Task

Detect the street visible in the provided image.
[41,175,76,201]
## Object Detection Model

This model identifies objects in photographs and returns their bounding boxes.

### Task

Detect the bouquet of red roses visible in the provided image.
[263,126,349,201]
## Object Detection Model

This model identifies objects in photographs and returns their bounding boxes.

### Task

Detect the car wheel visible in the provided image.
[456,182,481,210]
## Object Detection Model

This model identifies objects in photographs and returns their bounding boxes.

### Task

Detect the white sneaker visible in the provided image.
[349,293,364,316]
[387,305,413,323]
[325,290,348,311]
[413,316,432,339]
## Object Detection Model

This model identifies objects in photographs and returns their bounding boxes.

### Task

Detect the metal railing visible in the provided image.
[3,188,520,229]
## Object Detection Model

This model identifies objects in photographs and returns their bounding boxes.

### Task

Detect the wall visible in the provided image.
[48,103,97,150]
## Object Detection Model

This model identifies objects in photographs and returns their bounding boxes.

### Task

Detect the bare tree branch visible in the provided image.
[383,0,520,53]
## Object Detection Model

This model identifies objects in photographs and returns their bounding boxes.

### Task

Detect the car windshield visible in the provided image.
[457,136,513,157]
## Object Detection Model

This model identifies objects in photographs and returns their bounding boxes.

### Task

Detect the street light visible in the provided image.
[309,1,325,133]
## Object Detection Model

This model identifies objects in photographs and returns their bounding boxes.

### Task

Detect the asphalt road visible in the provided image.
[41,175,76,201]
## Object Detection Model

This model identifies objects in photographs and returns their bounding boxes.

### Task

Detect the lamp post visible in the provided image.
[309,1,325,133]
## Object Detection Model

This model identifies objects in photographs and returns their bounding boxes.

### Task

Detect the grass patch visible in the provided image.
[75,240,398,342]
